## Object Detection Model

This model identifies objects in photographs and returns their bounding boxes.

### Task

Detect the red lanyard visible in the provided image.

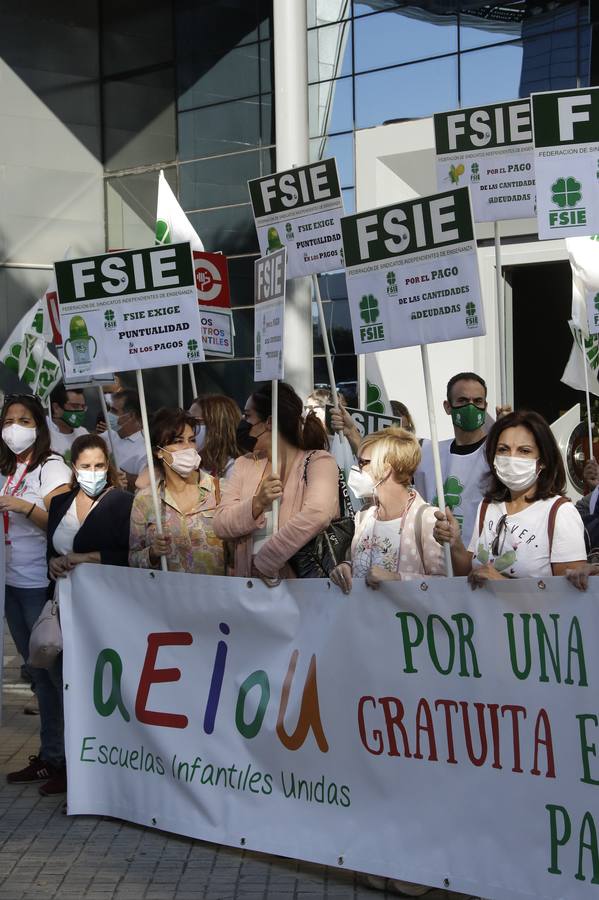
[2,464,28,540]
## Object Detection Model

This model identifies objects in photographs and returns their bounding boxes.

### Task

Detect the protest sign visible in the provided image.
[199,307,235,359]
[532,87,599,240]
[46,288,114,389]
[434,100,536,223]
[54,244,203,378]
[62,565,599,900]
[0,297,62,402]
[248,159,344,279]
[341,187,485,353]
[325,404,403,436]
[254,248,286,382]
[194,251,231,309]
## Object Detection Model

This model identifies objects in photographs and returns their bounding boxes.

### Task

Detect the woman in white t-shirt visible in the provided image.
[433,410,587,584]
[0,394,71,793]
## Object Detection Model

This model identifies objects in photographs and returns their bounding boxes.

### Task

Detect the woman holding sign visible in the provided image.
[129,408,224,574]
[433,411,586,584]
[329,427,445,594]
[213,382,339,582]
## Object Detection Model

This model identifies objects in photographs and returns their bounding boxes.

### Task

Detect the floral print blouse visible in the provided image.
[129,471,224,575]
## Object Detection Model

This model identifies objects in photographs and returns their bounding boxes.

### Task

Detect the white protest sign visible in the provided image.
[341,187,485,352]
[434,99,536,222]
[199,306,235,358]
[54,244,204,377]
[532,87,599,240]
[254,248,286,381]
[248,159,344,279]
[566,236,599,334]
[61,564,599,900]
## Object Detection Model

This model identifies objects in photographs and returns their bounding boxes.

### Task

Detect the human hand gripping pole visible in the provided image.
[136,369,168,572]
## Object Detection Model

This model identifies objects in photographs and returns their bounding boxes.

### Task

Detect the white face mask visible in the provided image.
[348,465,376,499]
[195,425,207,452]
[494,455,540,492]
[162,447,201,478]
[76,469,108,497]
[2,424,37,455]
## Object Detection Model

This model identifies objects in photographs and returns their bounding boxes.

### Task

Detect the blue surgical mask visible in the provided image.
[106,411,120,431]
[76,469,108,497]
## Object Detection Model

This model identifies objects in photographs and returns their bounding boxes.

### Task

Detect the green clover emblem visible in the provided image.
[187,339,198,354]
[155,219,171,245]
[366,380,385,415]
[104,310,115,323]
[360,294,379,325]
[594,293,599,312]
[551,176,582,208]
[465,302,476,317]
[386,272,396,286]
[2,341,37,384]
[584,335,599,371]
[433,475,464,512]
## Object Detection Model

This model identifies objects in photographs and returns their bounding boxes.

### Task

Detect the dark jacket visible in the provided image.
[47,487,133,567]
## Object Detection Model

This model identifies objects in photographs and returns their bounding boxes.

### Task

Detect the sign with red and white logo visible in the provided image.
[193,251,231,309]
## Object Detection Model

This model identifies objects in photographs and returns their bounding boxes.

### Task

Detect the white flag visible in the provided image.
[156,170,204,250]
[566,235,599,334]
[561,320,599,398]
[0,301,62,401]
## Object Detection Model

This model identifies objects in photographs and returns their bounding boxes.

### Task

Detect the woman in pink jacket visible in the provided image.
[213,382,339,581]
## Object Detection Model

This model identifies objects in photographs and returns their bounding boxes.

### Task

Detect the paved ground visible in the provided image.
[0,629,478,900]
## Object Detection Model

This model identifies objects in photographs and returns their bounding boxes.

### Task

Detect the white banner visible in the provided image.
[254,249,286,381]
[248,159,344,279]
[199,306,234,358]
[434,100,536,223]
[61,565,599,900]
[341,188,485,352]
[55,244,204,376]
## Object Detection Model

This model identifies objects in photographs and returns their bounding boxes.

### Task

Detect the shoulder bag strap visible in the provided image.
[337,468,355,521]
[414,501,430,568]
[214,476,221,506]
[547,496,570,553]
[478,499,490,538]
[301,450,319,485]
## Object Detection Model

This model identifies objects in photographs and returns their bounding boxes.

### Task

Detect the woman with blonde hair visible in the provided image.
[330,426,445,593]
[189,394,241,478]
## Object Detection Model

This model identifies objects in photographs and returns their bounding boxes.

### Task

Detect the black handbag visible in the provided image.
[288,452,355,579]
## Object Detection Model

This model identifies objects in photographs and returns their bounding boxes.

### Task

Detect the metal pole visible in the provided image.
[420,345,453,576]
[177,365,184,408]
[136,369,168,572]
[583,336,594,463]
[97,385,115,459]
[271,378,279,534]
[312,273,339,407]
[494,221,507,407]
[188,363,198,400]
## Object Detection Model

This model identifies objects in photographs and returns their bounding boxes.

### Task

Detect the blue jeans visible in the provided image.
[4,585,64,766]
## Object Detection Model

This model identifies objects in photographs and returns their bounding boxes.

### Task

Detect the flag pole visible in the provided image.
[188,363,198,400]
[312,273,338,408]
[583,336,594,463]
[271,378,279,534]
[494,221,507,406]
[421,344,453,576]
[136,369,168,572]
[177,365,184,408]
[97,385,116,459]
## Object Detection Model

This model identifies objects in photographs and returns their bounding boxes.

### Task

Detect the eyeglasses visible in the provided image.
[491,513,508,557]
[357,457,371,471]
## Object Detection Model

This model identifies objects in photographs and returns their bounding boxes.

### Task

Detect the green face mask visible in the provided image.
[451,403,485,432]
[62,409,86,429]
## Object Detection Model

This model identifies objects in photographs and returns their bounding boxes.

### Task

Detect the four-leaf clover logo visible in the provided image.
[433,475,464,512]
[187,339,199,355]
[465,302,476,317]
[551,176,582,208]
[594,293,599,312]
[156,219,171,244]
[360,294,379,324]
[366,380,385,415]
[386,272,396,286]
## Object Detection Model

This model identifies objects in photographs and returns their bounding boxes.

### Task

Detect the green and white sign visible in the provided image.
[254,248,286,381]
[248,159,344,279]
[434,99,535,222]
[325,405,403,437]
[532,87,599,240]
[199,306,235,358]
[55,243,203,377]
[341,188,485,353]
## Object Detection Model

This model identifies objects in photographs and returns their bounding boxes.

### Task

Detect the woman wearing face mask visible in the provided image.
[0,395,71,794]
[213,381,339,580]
[129,407,224,573]
[433,410,586,585]
[188,394,241,478]
[47,434,133,582]
[329,427,445,595]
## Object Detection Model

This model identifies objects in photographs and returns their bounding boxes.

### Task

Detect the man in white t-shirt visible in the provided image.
[103,389,146,490]
[47,385,89,463]
[414,372,497,545]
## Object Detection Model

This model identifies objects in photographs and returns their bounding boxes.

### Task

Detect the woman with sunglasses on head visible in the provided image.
[213,381,339,582]
[433,410,586,586]
[129,407,224,574]
[330,427,445,595]
[0,394,71,794]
